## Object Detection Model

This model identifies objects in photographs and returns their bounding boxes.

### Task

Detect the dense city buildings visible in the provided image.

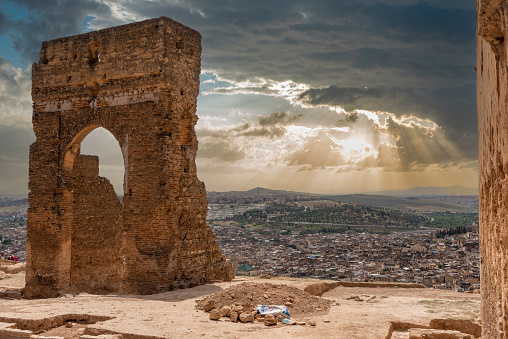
[207,196,480,292]
[214,223,479,292]
[0,195,480,292]
[0,198,27,261]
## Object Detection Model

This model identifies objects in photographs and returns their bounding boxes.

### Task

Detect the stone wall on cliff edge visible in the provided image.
[477,0,508,337]
[24,16,233,298]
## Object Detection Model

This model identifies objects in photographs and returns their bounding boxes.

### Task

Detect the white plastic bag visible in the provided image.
[255,305,290,318]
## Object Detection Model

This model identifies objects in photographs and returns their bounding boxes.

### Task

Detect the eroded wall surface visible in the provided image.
[71,154,123,294]
[25,17,233,298]
[477,0,508,337]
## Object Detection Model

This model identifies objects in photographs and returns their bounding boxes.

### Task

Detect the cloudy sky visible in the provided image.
[0,0,478,195]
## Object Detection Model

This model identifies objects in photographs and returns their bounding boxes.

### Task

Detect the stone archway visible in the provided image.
[63,126,126,294]
[24,17,233,298]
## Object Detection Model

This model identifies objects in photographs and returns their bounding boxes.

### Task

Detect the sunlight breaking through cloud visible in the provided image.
[198,71,459,175]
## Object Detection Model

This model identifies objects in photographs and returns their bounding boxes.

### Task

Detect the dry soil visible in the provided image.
[0,273,480,339]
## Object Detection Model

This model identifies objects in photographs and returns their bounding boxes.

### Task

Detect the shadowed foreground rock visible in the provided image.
[24,16,233,298]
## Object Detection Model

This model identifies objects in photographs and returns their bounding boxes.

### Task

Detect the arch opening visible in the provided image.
[62,126,126,294]
[80,127,126,201]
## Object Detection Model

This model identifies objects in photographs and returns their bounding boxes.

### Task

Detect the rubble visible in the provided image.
[346,294,377,302]
[196,281,332,327]
[219,305,231,317]
[239,313,254,323]
[196,282,332,319]
[264,314,277,326]
[209,309,222,320]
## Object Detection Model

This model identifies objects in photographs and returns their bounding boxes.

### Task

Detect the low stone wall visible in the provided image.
[0,262,25,274]
[304,281,425,297]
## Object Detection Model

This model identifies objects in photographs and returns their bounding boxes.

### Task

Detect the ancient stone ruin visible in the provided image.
[24,17,233,298]
[477,0,508,336]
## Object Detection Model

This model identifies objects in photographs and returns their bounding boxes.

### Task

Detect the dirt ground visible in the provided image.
[0,273,480,339]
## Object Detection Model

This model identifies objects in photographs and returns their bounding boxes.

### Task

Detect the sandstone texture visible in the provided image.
[264,314,277,326]
[209,309,221,321]
[25,17,233,298]
[239,313,254,323]
[477,1,508,337]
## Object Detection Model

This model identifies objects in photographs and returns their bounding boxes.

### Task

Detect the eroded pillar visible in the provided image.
[477,0,508,336]
[25,17,233,298]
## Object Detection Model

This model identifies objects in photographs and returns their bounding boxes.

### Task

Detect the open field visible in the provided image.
[299,200,344,210]
[0,206,26,213]
[322,194,478,213]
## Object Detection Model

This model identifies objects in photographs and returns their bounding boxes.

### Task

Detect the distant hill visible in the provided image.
[208,187,478,213]
[210,187,321,196]
[321,194,477,213]
[367,185,478,197]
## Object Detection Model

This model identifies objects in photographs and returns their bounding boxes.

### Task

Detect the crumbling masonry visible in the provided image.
[24,17,233,298]
[477,0,508,337]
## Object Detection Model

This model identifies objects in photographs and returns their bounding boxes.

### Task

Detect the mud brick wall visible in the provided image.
[477,1,508,336]
[25,17,233,298]
[71,154,123,294]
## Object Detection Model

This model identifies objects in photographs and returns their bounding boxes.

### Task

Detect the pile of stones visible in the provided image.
[196,282,333,326]
[204,300,316,326]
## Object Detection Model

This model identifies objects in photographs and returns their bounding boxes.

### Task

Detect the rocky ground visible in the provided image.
[0,269,481,339]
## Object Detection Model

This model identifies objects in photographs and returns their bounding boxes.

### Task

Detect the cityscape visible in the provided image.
[215,222,479,292]
[1,193,480,292]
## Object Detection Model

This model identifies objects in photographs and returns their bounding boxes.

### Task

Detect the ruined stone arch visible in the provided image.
[62,125,127,294]
[25,17,233,298]
[62,124,126,179]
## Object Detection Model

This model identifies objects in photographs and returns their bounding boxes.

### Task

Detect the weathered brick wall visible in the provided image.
[477,1,508,336]
[71,154,123,294]
[25,17,233,298]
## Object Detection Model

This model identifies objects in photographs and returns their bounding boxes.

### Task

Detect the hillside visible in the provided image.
[322,194,477,213]
[368,185,478,197]
[208,187,478,213]
[210,187,321,197]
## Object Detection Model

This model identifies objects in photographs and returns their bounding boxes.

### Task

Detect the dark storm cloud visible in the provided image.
[1,0,110,61]
[200,111,301,140]
[1,0,475,86]
[236,123,287,139]
[363,2,473,42]
[200,111,300,140]
[0,10,8,32]
[344,112,359,124]
[197,111,301,162]
[258,111,301,126]
[233,111,302,138]
[299,82,478,161]
[0,0,477,169]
